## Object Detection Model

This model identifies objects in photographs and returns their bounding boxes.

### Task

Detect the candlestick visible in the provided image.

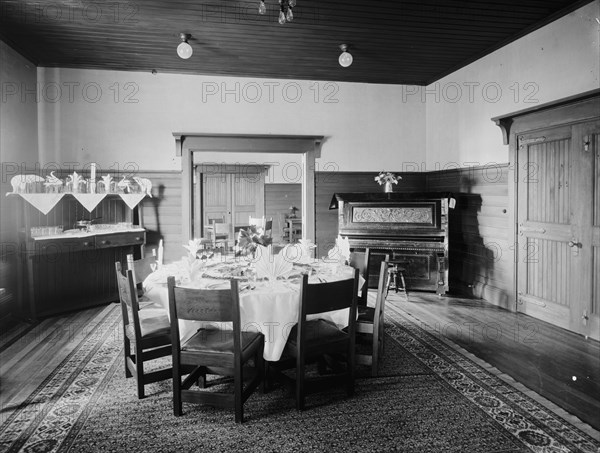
[90,162,96,181]
[157,239,164,268]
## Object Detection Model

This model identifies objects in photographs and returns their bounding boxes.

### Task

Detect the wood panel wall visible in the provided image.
[1,166,513,322]
[0,177,17,330]
[136,171,182,263]
[425,165,512,309]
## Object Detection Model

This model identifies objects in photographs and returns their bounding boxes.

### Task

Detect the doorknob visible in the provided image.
[568,239,581,257]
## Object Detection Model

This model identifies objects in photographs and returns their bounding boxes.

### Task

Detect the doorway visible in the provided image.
[175,133,323,245]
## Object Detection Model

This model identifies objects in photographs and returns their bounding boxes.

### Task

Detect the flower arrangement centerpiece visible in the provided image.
[236,225,273,256]
[375,171,401,193]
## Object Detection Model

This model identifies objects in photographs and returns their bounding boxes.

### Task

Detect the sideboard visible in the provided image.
[9,193,146,319]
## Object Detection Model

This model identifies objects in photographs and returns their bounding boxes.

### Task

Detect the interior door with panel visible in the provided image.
[232,171,265,227]
[202,173,230,239]
[573,122,600,339]
[201,169,265,240]
[516,122,599,339]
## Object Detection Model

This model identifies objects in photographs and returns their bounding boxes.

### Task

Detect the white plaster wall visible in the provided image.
[424,1,600,168]
[36,68,426,179]
[0,41,38,168]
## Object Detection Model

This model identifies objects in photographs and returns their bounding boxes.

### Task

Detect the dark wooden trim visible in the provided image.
[492,89,600,144]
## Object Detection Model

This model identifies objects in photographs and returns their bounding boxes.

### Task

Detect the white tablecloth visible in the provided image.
[143,259,361,361]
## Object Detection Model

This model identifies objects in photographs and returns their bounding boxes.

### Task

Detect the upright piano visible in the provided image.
[330,192,455,295]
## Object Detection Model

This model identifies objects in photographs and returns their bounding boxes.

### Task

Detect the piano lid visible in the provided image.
[329,192,454,209]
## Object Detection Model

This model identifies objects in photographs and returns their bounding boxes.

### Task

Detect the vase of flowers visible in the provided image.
[375,171,401,193]
[236,225,272,257]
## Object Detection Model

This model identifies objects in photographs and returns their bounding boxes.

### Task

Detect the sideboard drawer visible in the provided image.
[95,231,145,249]
[34,238,95,254]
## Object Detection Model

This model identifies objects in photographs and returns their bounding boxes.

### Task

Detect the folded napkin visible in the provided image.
[183,238,207,259]
[181,254,205,282]
[254,245,293,281]
[327,235,351,264]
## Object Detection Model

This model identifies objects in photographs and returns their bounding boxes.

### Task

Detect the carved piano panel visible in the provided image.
[330,192,454,295]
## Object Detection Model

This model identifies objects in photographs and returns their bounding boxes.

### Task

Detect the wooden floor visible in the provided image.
[390,291,600,431]
[1,293,599,431]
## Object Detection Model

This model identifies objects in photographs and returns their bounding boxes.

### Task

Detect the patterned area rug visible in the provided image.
[1,300,599,453]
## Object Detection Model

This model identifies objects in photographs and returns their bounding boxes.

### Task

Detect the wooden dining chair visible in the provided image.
[248,216,266,229]
[167,277,265,423]
[263,218,273,239]
[281,269,359,410]
[126,253,159,305]
[355,259,390,377]
[213,222,234,251]
[349,248,371,307]
[114,262,172,399]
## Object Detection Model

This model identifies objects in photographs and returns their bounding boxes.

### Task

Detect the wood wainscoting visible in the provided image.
[426,165,512,309]
[135,171,183,263]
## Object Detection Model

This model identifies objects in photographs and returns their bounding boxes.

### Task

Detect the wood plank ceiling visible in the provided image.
[0,0,593,85]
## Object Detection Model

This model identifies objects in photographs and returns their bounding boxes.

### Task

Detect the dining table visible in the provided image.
[142,254,363,362]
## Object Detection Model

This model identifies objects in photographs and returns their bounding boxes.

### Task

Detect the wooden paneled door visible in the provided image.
[200,168,265,238]
[516,121,599,339]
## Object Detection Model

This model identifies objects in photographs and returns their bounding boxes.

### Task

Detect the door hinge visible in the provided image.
[582,310,589,326]
[519,136,546,148]
[583,135,590,152]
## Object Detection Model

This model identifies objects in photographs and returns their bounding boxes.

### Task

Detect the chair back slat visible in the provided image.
[127,253,157,285]
[167,277,237,323]
[214,223,232,240]
[302,269,359,315]
[349,248,370,305]
[375,260,390,314]
[115,262,139,310]
[114,262,142,336]
[249,216,266,229]
[264,218,273,238]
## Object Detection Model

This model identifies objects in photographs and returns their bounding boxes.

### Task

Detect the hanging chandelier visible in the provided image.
[259,0,296,24]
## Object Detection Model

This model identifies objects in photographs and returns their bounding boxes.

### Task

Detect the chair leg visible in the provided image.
[346,347,355,396]
[296,362,305,411]
[196,367,207,389]
[123,336,132,378]
[134,346,145,399]
[371,334,379,377]
[234,362,243,423]
[173,366,182,416]
[258,348,266,394]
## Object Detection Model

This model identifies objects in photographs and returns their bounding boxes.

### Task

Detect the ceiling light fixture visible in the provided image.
[259,0,296,24]
[338,44,353,68]
[177,33,193,59]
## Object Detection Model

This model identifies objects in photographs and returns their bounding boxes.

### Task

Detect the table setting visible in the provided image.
[142,236,361,361]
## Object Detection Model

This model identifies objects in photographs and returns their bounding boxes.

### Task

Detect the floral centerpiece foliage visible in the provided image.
[236,225,272,256]
[374,171,401,186]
